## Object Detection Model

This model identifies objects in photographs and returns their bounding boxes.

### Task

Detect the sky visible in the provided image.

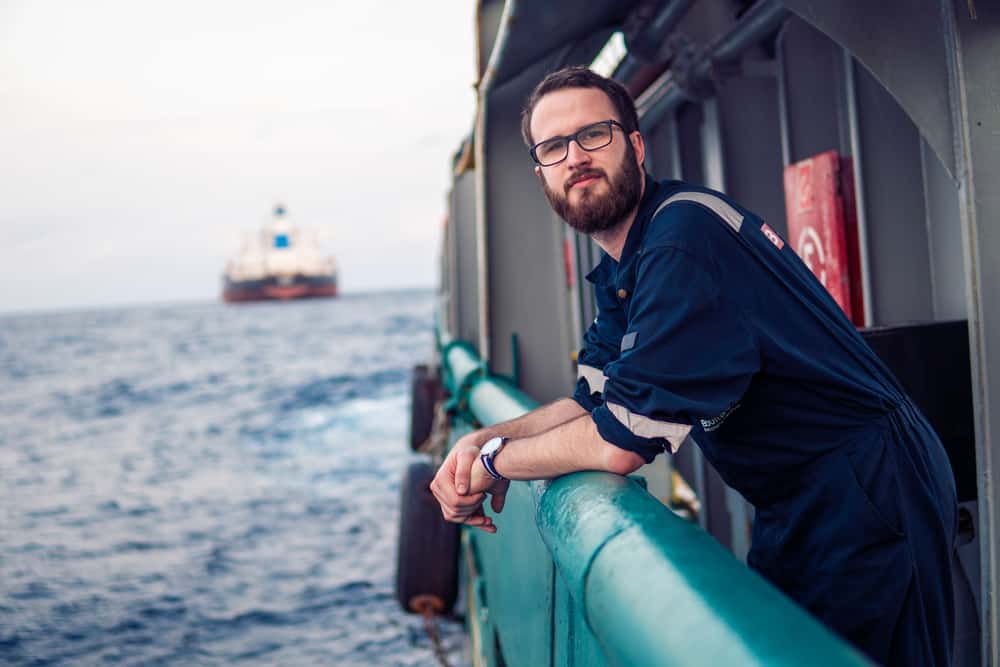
[0,0,478,313]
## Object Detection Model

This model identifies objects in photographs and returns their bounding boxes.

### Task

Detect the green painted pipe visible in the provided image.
[536,472,871,666]
[467,377,536,427]
[443,340,536,426]
[442,340,482,396]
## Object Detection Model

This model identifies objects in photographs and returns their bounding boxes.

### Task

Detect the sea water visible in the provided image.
[0,291,467,666]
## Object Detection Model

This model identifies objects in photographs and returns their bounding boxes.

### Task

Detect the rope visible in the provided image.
[413,597,453,667]
[417,400,452,465]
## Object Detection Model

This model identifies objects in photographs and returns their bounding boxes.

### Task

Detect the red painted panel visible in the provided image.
[783,150,864,325]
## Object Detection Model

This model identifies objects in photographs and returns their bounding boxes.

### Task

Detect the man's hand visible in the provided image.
[459,444,510,510]
[429,433,510,533]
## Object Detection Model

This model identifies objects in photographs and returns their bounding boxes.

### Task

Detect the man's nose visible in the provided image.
[565,139,592,169]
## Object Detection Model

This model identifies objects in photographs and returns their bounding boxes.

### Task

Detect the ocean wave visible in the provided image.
[0,293,465,666]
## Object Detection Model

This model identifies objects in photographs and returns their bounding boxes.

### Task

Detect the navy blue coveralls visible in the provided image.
[573,175,958,666]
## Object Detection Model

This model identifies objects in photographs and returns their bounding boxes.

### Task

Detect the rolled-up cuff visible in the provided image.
[571,378,602,413]
[577,363,606,394]
[604,402,691,453]
[591,403,668,464]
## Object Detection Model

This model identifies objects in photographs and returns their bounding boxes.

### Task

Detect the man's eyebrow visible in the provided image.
[539,121,602,142]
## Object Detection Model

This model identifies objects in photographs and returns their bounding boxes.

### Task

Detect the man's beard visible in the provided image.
[542,147,643,235]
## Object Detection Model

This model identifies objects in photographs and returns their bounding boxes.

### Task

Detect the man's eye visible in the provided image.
[539,140,566,157]
[580,127,609,145]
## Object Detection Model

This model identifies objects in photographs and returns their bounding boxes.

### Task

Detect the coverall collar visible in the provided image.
[584,172,665,287]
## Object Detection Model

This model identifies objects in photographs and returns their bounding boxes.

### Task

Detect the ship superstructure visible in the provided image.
[395,2,997,666]
[222,205,338,302]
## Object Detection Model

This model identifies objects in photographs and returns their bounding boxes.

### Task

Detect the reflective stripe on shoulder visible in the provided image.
[606,402,691,453]
[653,191,744,234]
[577,364,607,395]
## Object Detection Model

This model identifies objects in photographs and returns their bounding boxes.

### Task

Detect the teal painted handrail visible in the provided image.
[537,472,870,666]
[442,340,482,396]
[440,330,870,666]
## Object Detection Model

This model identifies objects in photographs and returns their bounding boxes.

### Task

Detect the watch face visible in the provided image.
[481,436,503,456]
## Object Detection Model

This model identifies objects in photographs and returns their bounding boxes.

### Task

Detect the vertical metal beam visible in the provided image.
[691,443,709,532]
[475,0,519,365]
[565,226,583,344]
[944,1,1000,662]
[474,99,492,361]
[667,115,683,179]
[573,233,593,336]
[700,97,752,560]
[842,52,875,327]
[700,99,726,192]
[448,188,460,334]
[775,26,793,168]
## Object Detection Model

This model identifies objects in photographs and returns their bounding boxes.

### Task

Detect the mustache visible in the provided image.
[564,169,607,193]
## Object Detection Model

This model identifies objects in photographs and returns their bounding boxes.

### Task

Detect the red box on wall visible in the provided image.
[783,150,864,325]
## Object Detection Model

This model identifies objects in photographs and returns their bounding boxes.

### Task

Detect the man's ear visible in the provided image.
[631,132,646,167]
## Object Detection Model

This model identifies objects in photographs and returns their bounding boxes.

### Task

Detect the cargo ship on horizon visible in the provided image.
[222,204,338,303]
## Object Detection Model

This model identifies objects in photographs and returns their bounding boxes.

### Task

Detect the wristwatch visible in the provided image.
[479,436,509,481]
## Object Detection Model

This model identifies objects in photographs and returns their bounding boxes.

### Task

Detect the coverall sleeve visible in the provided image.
[592,246,760,462]
[572,284,628,413]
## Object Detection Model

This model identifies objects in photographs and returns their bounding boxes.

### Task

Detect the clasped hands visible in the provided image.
[429,432,511,534]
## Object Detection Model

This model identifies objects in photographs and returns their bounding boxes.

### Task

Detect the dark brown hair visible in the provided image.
[520,66,640,146]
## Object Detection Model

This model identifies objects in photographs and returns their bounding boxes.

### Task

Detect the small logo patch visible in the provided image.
[620,331,638,352]
[760,223,785,250]
[700,403,740,432]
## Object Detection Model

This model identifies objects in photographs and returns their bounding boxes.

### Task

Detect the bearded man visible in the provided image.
[429,66,957,667]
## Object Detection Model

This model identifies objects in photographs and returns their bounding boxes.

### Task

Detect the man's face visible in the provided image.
[530,87,644,235]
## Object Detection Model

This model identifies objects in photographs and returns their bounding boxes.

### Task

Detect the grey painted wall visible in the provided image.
[776,18,848,166]
[853,60,934,325]
[921,138,967,321]
[483,61,577,401]
[451,170,480,348]
[714,74,787,237]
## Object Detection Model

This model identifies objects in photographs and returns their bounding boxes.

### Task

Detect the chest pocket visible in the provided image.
[614,259,638,310]
[594,283,627,321]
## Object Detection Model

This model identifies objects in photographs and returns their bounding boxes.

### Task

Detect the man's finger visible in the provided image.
[453,492,486,512]
[440,487,484,511]
[446,492,487,518]
[438,503,497,533]
[440,504,461,522]
[473,522,497,534]
[454,446,479,494]
[430,460,454,501]
[491,482,509,513]
[436,495,470,521]
[431,462,484,512]
[462,513,491,527]
[462,509,496,533]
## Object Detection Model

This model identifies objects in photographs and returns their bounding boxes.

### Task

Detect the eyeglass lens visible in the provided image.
[535,122,614,166]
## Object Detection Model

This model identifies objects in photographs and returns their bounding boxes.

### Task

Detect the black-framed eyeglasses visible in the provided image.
[529,119,625,167]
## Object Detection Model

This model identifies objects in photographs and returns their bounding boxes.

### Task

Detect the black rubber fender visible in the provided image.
[395,459,460,614]
[409,364,443,451]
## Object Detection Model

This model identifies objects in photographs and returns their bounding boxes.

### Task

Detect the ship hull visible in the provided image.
[222,275,338,303]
